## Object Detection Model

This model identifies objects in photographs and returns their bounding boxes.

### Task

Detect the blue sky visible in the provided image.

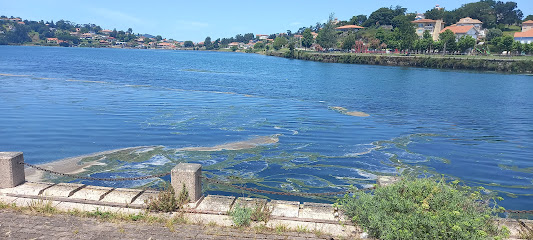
[2,0,532,42]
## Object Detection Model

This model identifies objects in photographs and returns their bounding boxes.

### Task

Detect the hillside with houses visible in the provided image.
[1,0,532,55]
[212,1,532,55]
[0,16,192,49]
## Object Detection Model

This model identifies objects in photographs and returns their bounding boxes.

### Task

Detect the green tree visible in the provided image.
[364,6,406,27]
[458,35,476,53]
[525,15,533,21]
[523,43,531,54]
[316,13,337,49]
[184,40,194,48]
[204,36,213,50]
[1,24,31,44]
[422,30,434,52]
[494,1,523,25]
[497,35,514,53]
[349,15,367,25]
[243,33,254,42]
[273,36,288,50]
[512,41,523,54]
[155,35,163,41]
[254,42,265,49]
[110,28,118,38]
[439,29,457,52]
[286,42,295,57]
[302,28,313,49]
[213,38,220,49]
[486,28,503,41]
[424,8,446,21]
[392,15,417,50]
[341,33,356,50]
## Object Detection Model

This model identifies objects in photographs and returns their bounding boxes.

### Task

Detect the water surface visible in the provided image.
[0,46,531,208]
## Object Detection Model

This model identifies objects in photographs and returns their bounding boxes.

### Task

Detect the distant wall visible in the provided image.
[266,51,533,74]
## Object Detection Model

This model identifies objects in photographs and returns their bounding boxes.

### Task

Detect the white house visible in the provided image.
[412,19,444,41]
[514,30,533,44]
[514,21,533,44]
[441,25,481,40]
[256,34,268,40]
[456,17,484,37]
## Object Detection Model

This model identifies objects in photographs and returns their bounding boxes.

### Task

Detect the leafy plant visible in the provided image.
[339,177,509,240]
[85,208,113,219]
[27,199,57,214]
[229,204,253,227]
[250,203,271,223]
[177,184,190,206]
[146,183,188,212]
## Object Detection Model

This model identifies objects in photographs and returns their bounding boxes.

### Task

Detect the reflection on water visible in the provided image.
[0,46,532,208]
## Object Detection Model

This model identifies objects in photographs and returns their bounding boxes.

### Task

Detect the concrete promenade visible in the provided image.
[0,181,362,238]
[0,209,329,240]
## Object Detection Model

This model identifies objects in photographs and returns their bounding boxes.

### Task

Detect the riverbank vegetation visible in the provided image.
[265,50,533,73]
[339,177,510,240]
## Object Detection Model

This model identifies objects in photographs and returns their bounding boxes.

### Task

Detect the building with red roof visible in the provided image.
[522,20,533,33]
[440,25,481,40]
[514,29,533,44]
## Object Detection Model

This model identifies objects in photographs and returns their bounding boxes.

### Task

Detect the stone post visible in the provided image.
[377,176,401,187]
[171,163,202,202]
[0,152,26,189]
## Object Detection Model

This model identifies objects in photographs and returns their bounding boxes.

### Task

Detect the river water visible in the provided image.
[0,46,531,209]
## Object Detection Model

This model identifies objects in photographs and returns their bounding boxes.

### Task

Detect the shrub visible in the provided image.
[339,178,509,240]
[250,203,271,223]
[229,204,253,227]
[27,199,57,214]
[146,184,188,212]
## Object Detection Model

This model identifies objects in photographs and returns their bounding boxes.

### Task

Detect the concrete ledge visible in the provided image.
[299,202,335,220]
[130,190,159,206]
[0,182,54,195]
[101,188,143,204]
[232,197,267,210]
[70,186,114,201]
[41,183,85,198]
[196,195,235,213]
[268,200,300,218]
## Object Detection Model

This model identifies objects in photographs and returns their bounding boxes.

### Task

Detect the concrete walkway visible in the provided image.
[0,209,331,240]
[0,181,363,238]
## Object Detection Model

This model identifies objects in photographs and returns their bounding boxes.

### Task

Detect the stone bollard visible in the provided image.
[0,152,26,189]
[171,163,202,203]
[377,176,401,187]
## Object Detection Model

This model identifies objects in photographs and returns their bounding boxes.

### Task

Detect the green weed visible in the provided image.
[229,204,252,227]
[27,199,57,214]
[339,177,510,240]
[274,224,289,234]
[146,183,188,212]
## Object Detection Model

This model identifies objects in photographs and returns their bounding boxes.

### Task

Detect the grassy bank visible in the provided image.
[265,51,533,74]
